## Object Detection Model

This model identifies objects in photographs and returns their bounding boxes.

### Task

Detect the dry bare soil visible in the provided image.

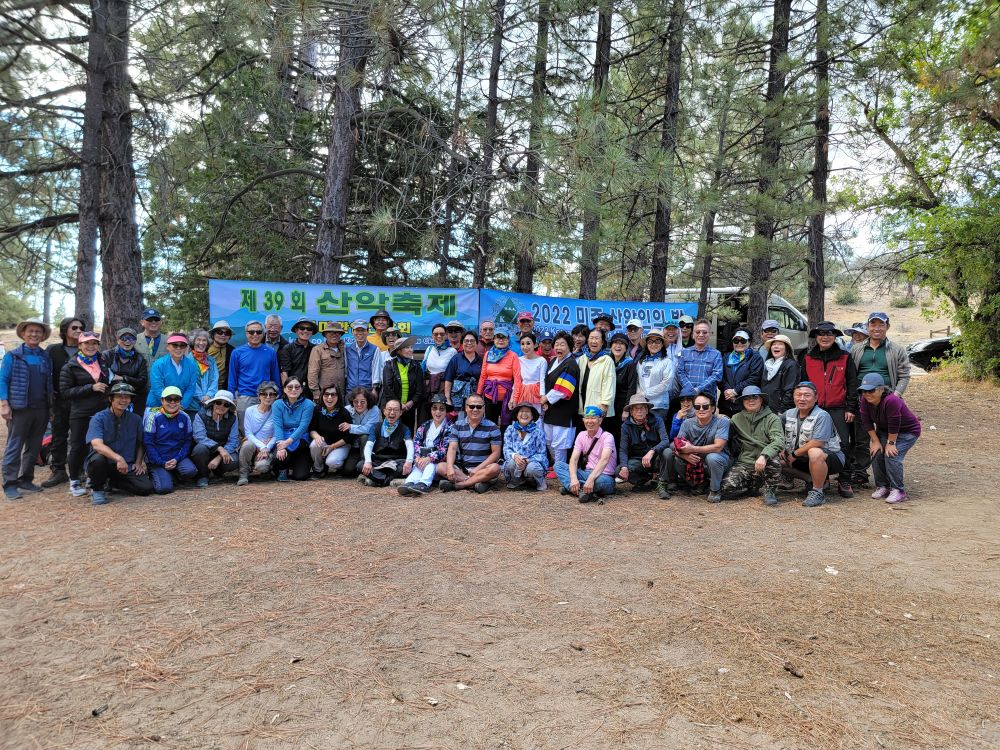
[1,369,998,750]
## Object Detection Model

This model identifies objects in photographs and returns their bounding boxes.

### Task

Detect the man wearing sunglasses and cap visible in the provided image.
[849,311,911,487]
[135,308,169,367]
[103,327,150,409]
[279,317,319,399]
[208,321,235,390]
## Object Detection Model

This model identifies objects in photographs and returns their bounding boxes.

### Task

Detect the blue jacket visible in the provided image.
[143,408,194,465]
[502,424,548,465]
[194,358,220,407]
[0,344,52,409]
[147,355,202,410]
[345,340,377,392]
[722,349,764,411]
[272,397,315,451]
[228,344,281,397]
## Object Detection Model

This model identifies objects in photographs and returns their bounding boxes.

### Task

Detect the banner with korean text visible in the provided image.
[208,280,480,347]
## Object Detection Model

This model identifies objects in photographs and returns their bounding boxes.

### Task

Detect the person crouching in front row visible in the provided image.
[360,399,413,487]
[502,402,548,491]
[143,386,198,494]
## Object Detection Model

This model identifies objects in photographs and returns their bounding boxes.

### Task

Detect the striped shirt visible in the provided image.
[448,417,502,467]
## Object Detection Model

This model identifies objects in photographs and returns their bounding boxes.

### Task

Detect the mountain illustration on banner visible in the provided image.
[493,297,520,324]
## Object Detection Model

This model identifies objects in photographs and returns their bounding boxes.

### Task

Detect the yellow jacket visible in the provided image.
[576,353,616,417]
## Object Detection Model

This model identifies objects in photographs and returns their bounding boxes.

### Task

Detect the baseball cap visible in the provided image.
[868,311,889,324]
[160,386,182,399]
[142,308,161,320]
[77,331,100,343]
[517,311,534,322]
[761,319,780,331]
[858,373,886,391]
[625,318,643,329]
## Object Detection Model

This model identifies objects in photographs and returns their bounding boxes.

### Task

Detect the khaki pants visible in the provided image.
[238,440,272,476]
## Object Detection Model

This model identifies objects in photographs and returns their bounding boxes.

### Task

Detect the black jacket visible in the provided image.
[279,341,315,396]
[379,357,424,411]
[102,348,150,404]
[59,356,112,420]
[760,357,799,415]
[46,343,76,397]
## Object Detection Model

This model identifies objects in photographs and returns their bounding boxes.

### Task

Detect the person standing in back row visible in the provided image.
[43,316,85,488]
[228,321,281,430]
[134,308,168,367]
[674,319,722,399]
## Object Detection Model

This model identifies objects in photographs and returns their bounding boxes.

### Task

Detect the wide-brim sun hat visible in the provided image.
[292,316,318,332]
[512,401,541,420]
[739,385,768,403]
[369,309,394,327]
[809,321,843,337]
[624,393,654,412]
[209,389,236,408]
[381,326,402,344]
[390,335,417,353]
[322,321,346,335]
[844,323,868,336]
[643,328,665,342]
[210,320,232,334]
[766,335,793,355]
[16,317,52,340]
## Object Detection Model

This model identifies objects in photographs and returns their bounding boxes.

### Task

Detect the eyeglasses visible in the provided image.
[693,404,713,411]
[433,331,446,336]
[322,391,338,398]
[466,403,485,410]
[246,329,263,335]
[258,391,278,398]
[163,396,181,403]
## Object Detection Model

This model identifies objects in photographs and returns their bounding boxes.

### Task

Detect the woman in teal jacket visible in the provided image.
[271,376,316,481]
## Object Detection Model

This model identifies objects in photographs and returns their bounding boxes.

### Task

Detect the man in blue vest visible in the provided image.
[1,318,53,500]
[346,319,377,393]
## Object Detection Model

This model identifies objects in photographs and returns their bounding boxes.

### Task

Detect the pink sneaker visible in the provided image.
[885,489,908,504]
[545,469,557,480]
[871,487,890,500]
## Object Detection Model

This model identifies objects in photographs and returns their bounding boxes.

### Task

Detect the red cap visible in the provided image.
[517,311,534,322]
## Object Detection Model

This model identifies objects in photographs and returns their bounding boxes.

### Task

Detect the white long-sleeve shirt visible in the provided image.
[244,405,275,450]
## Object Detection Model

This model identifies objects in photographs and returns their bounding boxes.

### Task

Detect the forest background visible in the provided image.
[0,0,996,377]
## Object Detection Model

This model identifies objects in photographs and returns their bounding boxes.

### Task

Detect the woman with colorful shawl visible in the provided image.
[541,332,580,470]
[477,329,522,427]
[190,329,220,409]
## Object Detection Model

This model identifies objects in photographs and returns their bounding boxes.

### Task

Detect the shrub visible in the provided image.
[834,286,860,305]
[891,296,917,308]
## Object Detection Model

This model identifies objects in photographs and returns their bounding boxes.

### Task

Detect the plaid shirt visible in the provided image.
[675,345,722,396]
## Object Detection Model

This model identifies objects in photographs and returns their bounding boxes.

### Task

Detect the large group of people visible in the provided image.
[1,306,921,508]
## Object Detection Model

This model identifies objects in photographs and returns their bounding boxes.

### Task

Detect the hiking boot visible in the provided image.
[802,488,826,507]
[397,483,415,497]
[837,480,855,498]
[195,477,209,489]
[236,475,249,487]
[505,479,524,490]
[560,487,571,496]
[763,490,779,506]
[69,480,88,497]
[410,483,430,495]
[578,492,593,504]
[690,483,708,496]
[885,489,909,504]
[18,481,42,493]
[473,482,491,494]
[871,486,890,500]
[439,480,456,493]
[707,491,722,503]
[4,485,22,501]
[312,467,327,479]
[277,470,289,482]
[656,482,671,500]
[42,468,68,488]
[91,490,110,506]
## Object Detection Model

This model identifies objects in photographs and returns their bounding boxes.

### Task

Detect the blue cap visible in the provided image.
[740,385,767,401]
[761,319,780,331]
[678,385,698,399]
[868,311,889,324]
[583,405,604,418]
[858,373,886,391]
[142,308,161,320]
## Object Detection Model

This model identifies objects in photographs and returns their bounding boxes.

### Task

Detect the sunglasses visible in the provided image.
[763,328,779,334]
[285,384,302,390]
[294,327,314,333]
[693,404,713,411]
[163,396,181,403]
[145,318,162,323]
[322,391,339,398]
[680,323,693,328]
[169,342,189,348]
[258,391,278,397]
[214,330,232,336]
[246,330,264,335]
[732,338,748,344]
[466,403,485,410]
[446,327,463,333]
[69,325,84,331]
[119,336,136,343]
[815,331,836,337]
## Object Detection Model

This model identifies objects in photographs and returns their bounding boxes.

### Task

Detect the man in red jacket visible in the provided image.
[797,321,859,498]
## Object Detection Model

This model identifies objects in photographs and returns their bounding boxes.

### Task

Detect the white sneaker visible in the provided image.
[69,480,88,497]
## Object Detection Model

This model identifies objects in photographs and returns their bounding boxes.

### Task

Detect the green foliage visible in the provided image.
[890,295,916,308]
[835,285,861,305]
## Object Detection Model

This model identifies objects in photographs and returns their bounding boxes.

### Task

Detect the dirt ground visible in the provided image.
[1,366,998,749]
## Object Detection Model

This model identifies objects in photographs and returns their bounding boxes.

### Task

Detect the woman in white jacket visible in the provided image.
[633,328,675,421]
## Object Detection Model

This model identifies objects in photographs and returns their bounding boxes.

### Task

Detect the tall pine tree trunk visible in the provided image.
[313,7,372,283]
[75,0,108,325]
[515,0,549,293]
[578,1,611,300]
[807,0,830,327]
[696,112,730,320]
[749,0,792,331]
[472,0,505,289]
[440,0,467,286]
[99,0,142,345]
[649,0,684,302]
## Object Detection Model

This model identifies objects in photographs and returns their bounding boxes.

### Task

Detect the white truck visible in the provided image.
[664,287,810,354]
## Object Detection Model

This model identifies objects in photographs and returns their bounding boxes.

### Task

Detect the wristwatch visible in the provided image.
[887,440,896,445]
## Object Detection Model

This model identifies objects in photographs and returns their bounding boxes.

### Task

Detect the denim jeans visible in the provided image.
[553,461,615,497]
[871,431,918,491]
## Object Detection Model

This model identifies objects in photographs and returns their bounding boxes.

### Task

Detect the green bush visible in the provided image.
[890,296,917,308]
[834,286,860,305]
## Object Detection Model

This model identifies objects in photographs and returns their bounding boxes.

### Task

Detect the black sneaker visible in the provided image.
[18,481,42,493]
[41,468,68,488]
[397,484,415,496]
[439,480,456,493]
[410,483,430,495]
[837,480,854,498]
[560,487,571,496]
[578,492,593,504]
[473,482,491,494]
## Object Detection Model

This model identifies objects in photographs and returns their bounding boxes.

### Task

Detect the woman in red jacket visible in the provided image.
[478,330,522,427]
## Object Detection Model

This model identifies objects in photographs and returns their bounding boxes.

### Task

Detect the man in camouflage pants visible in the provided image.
[720,386,785,506]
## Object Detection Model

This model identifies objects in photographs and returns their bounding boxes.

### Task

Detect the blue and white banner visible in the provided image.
[208,280,480,348]
[478,288,698,351]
